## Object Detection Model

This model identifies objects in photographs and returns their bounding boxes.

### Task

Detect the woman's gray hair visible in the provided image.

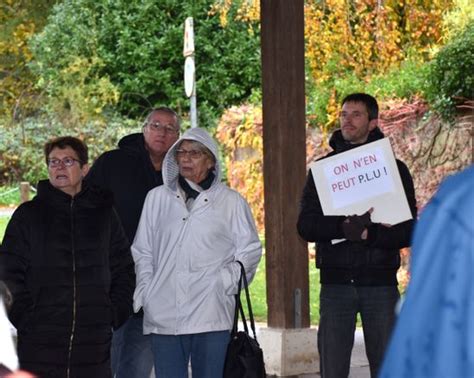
[176,140,216,165]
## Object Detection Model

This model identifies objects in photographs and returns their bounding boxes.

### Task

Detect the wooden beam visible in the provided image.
[20,182,30,204]
[261,0,309,328]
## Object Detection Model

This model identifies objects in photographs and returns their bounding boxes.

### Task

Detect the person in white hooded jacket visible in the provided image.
[132,127,262,378]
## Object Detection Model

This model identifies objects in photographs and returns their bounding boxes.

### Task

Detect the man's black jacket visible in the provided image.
[297,127,417,286]
[86,133,163,245]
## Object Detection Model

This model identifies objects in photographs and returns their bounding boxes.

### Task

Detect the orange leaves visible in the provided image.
[303,0,451,130]
[0,2,44,119]
[216,105,264,231]
[305,2,354,83]
[324,89,339,136]
[305,0,449,82]
[210,0,260,27]
[209,0,234,27]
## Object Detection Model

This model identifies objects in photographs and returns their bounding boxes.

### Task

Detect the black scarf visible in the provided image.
[178,171,215,201]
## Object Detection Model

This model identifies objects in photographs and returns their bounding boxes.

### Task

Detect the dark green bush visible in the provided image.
[424,22,474,121]
[306,59,428,131]
[0,114,138,185]
[0,186,22,206]
[367,59,429,100]
[30,0,261,128]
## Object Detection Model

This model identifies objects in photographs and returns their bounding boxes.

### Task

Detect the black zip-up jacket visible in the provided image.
[86,133,163,245]
[0,180,134,378]
[297,128,417,286]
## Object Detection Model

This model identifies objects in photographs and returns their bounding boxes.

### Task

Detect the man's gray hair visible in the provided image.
[144,107,181,129]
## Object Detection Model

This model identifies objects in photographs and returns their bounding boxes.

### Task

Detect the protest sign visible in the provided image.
[310,138,412,228]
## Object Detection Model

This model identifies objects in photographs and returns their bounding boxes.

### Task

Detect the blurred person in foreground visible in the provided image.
[86,107,180,377]
[380,165,474,378]
[0,281,35,378]
[0,136,134,377]
[297,93,417,378]
[132,127,262,377]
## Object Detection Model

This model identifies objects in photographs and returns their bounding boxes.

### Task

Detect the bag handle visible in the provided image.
[231,261,258,341]
[231,265,243,335]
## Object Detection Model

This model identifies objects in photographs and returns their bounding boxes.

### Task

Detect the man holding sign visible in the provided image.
[297,93,417,378]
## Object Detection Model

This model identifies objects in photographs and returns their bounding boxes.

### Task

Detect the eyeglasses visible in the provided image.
[47,157,81,168]
[176,149,204,159]
[339,111,368,120]
[146,121,178,135]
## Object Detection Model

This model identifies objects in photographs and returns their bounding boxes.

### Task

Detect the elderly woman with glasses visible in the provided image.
[0,136,135,378]
[132,127,262,377]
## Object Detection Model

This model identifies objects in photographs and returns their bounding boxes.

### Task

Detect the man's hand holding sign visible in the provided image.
[342,207,373,241]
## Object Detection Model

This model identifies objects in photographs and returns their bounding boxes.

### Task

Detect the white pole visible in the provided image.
[184,17,198,128]
[190,91,198,128]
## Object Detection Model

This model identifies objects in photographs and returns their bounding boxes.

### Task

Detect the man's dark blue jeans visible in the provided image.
[318,285,399,378]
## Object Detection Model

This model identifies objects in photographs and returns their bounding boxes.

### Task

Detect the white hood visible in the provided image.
[162,127,222,188]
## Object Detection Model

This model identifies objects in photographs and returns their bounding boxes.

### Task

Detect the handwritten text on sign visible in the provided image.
[323,146,395,209]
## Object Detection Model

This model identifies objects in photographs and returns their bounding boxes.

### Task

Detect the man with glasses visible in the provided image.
[87,107,180,378]
[297,93,417,378]
[0,136,134,377]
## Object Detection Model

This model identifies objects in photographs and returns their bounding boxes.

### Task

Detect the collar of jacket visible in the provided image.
[118,132,160,178]
[118,133,152,162]
[36,180,113,209]
[178,171,215,201]
[118,133,146,154]
[329,127,385,153]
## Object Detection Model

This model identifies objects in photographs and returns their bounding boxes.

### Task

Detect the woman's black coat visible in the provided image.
[0,180,135,378]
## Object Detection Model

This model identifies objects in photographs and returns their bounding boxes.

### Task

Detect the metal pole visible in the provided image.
[190,91,198,128]
[294,288,302,328]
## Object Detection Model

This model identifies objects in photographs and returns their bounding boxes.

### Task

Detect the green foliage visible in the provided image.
[306,59,429,131]
[0,187,21,206]
[39,55,120,127]
[303,0,451,131]
[0,0,57,119]
[0,216,9,238]
[367,59,429,100]
[0,114,139,185]
[306,84,333,128]
[0,118,52,185]
[30,0,261,127]
[442,0,474,42]
[424,22,474,121]
[308,257,321,324]
[246,254,267,322]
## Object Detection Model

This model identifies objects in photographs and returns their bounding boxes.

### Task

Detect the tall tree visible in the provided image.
[212,0,453,130]
[304,0,450,82]
[30,0,261,126]
[0,0,57,120]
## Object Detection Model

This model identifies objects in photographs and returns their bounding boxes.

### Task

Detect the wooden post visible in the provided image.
[20,182,30,204]
[261,0,309,329]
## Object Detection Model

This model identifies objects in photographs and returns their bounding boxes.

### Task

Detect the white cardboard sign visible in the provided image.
[310,138,412,226]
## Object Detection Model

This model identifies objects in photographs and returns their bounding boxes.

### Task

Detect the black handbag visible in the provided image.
[223,261,266,378]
